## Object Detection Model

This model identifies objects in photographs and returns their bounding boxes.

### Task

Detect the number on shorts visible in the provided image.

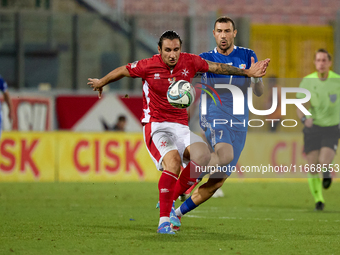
[219,130,223,139]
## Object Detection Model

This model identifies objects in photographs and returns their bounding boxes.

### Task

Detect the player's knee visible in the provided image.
[190,143,211,166]
[162,153,182,172]
[217,147,234,166]
[194,150,211,166]
[318,159,331,168]
[218,152,233,166]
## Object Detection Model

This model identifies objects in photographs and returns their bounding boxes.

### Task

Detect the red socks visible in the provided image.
[185,181,199,195]
[158,170,178,218]
[172,161,199,201]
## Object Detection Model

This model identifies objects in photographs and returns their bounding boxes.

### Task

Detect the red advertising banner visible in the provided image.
[1,95,52,131]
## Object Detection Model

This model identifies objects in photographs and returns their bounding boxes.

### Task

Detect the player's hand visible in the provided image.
[304,118,313,128]
[248,57,270,77]
[8,110,14,122]
[87,78,103,98]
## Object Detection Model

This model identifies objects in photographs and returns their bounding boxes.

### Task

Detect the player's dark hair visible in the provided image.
[158,30,182,48]
[214,16,236,31]
[118,115,126,122]
[315,48,332,61]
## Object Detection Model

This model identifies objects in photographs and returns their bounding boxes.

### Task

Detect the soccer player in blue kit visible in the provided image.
[0,75,13,139]
[174,16,267,226]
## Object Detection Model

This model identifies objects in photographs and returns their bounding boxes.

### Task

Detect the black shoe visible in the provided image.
[322,170,332,189]
[315,201,325,211]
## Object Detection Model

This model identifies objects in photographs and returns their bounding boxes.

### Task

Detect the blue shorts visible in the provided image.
[204,124,247,176]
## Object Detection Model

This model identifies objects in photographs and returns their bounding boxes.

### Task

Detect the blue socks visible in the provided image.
[179,197,197,215]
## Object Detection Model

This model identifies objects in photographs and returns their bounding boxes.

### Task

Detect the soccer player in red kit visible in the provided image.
[88,31,269,234]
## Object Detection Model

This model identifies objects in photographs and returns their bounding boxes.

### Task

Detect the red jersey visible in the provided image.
[126,53,209,126]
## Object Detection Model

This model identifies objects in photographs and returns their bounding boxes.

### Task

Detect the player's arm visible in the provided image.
[206,57,270,78]
[2,91,13,121]
[87,65,131,98]
[297,102,312,128]
[250,78,264,97]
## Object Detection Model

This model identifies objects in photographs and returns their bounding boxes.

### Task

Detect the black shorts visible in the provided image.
[303,124,340,154]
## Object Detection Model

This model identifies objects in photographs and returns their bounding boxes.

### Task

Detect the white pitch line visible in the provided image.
[192,208,309,213]
[185,214,340,223]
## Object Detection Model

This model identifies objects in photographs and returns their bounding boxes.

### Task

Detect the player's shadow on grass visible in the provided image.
[135,230,257,242]
[85,224,257,242]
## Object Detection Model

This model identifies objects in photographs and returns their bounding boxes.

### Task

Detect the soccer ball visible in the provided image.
[167,80,195,109]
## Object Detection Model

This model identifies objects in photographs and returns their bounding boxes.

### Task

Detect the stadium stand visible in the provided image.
[96,0,340,25]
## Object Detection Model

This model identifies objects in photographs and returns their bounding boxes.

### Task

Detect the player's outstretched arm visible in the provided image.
[206,57,270,78]
[251,79,264,97]
[3,91,13,121]
[87,65,131,98]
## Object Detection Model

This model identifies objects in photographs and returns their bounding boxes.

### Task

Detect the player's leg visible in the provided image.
[175,130,245,219]
[167,141,210,231]
[174,143,234,218]
[179,135,214,200]
[306,150,324,210]
[174,173,228,221]
[143,123,181,234]
[319,128,339,189]
[175,129,235,213]
[158,123,209,231]
[192,174,228,205]
[160,150,183,230]
[170,124,211,203]
[208,142,234,198]
[319,147,336,189]
[189,142,234,204]
[172,140,211,204]
[303,126,325,210]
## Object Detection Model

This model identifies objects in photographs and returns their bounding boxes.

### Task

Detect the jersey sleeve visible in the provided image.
[0,76,8,92]
[126,59,147,79]
[192,54,209,73]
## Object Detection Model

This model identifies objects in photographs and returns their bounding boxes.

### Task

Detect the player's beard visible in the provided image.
[218,40,232,52]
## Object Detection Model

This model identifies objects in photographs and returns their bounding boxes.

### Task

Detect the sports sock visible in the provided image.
[158,170,178,225]
[184,181,199,195]
[176,196,198,217]
[159,217,170,226]
[307,173,325,203]
[172,161,200,201]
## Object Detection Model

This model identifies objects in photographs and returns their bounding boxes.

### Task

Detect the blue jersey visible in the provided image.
[0,76,7,92]
[199,46,258,132]
[0,75,8,127]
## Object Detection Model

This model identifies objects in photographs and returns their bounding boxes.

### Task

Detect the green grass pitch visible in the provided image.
[0,181,339,254]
